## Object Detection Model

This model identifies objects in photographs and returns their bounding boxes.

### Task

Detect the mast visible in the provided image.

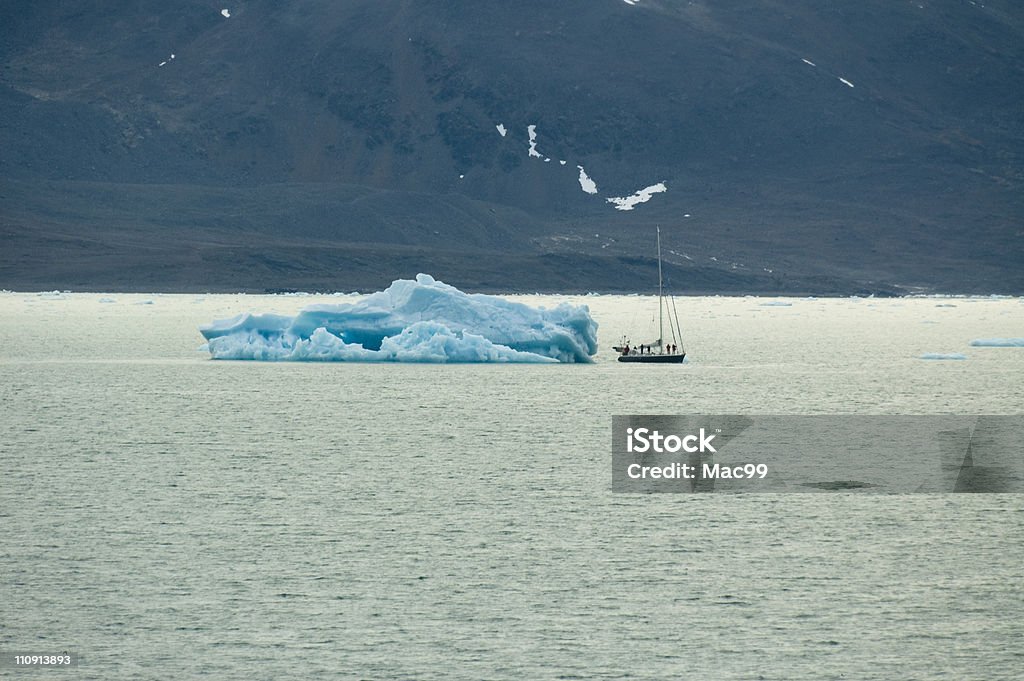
[657,225,664,350]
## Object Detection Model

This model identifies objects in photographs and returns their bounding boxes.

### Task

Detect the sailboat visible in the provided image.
[616,226,686,363]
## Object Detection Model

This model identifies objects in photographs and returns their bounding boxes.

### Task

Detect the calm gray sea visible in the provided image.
[2,292,1022,680]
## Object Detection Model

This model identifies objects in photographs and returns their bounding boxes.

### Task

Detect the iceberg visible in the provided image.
[969,338,1024,347]
[200,274,598,363]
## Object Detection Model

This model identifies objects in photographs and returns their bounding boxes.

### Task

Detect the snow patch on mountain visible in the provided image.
[577,166,598,194]
[606,183,667,210]
[527,125,542,158]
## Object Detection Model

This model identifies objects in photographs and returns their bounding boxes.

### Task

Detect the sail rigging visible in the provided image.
[616,226,687,364]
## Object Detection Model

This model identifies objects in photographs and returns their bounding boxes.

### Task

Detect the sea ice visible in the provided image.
[919,353,967,360]
[496,123,507,137]
[200,274,598,363]
[969,338,1024,347]
[221,9,230,18]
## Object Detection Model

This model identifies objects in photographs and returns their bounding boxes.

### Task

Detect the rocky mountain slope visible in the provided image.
[1,0,1021,292]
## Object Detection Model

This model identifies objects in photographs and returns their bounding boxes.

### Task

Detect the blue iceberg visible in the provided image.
[200,274,598,363]
[969,338,1024,347]
[919,353,968,361]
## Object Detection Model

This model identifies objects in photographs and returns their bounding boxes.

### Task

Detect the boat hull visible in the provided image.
[617,353,686,363]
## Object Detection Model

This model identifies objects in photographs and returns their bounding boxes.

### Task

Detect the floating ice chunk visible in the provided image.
[802,58,817,67]
[623,0,638,5]
[221,9,231,18]
[496,123,507,137]
[577,166,598,194]
[919,353,967,360]
[206,323,557,363]
[382,322,558,363]
[527,125,542,158]
[200,274,598,363]
[606,182,667,210]
[559,160,566,165]
[838,77,854,88]
[159,61,167,67]
[969,338,1024,347]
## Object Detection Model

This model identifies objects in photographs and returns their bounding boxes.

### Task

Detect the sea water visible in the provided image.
[1,292,1022,679]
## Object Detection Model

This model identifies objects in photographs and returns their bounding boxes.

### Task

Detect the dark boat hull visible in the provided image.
[617,353,686,363]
